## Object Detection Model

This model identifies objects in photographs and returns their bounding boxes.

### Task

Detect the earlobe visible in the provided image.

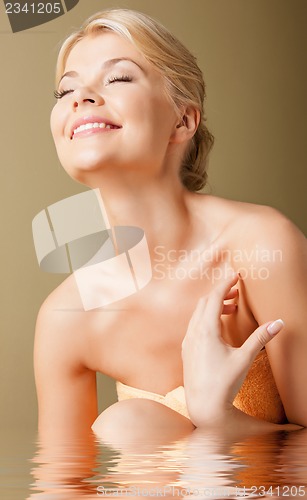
[171,107,200,144]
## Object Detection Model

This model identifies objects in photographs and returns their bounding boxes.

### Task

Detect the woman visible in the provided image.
[34,9,307,445]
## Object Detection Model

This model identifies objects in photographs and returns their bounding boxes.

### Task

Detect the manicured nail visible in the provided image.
[267,319,284,335]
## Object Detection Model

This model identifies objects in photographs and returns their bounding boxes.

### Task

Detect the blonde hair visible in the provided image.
[55,9,214,192]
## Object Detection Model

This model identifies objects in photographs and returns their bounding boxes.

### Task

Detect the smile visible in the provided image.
[70,116,121,139]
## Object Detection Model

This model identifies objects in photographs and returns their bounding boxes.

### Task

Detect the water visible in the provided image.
[1,427,307,499]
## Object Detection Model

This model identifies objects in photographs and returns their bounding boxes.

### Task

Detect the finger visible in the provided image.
[193,295,207,317]
[241,319,284,358]
[186,295,208,331]
[224,288,239,301]
[222,303,237,315]
[205,273,239,323]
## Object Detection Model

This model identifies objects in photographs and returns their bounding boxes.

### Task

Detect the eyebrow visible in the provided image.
[59,57,146,84]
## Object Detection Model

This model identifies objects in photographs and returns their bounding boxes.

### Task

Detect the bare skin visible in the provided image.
[35,31,307,447]
[35,195,306,444]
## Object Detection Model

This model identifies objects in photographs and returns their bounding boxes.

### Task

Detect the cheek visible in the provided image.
[148,92,177,129]
[125,92,176,138]
[50,104,65,141]
[49,107,71,171]
[146,100,178,144]
[50,108,58,143]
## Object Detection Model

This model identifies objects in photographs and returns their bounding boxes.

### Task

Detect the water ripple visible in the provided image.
[1,427,307,499]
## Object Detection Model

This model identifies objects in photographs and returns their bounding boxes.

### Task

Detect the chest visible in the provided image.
[87,266,258,391]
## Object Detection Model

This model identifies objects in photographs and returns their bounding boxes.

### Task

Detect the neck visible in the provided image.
[96,172,194,259]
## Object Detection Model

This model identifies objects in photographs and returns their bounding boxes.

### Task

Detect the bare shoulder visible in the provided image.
[228,198,306,260]
[200,194,305,250]
[34,274,99,433]
[35,274,93,370]
[41,274,83,312]
[37,273,85,329]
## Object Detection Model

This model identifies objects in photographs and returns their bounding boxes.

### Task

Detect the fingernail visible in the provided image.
[267,319,285,335]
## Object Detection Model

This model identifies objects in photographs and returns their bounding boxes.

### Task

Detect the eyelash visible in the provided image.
[53,89,73,99]
[105,75,132,85]
[53,75,133,99]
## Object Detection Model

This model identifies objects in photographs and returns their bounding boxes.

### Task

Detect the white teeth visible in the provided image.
[73,122,110,135]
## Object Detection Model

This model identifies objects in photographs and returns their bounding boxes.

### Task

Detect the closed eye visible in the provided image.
[54,89,74,99]
[105,75,133,85]
[53,74,133,99]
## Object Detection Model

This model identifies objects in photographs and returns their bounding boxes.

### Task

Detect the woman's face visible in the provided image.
[50,32,180,185]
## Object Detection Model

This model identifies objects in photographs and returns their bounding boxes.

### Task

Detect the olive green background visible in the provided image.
[0,0,306,430]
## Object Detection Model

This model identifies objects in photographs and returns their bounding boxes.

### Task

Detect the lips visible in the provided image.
[70,116,121,139]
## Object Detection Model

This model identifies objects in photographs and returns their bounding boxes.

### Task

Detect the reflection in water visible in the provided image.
[4,428,307,499]
[0,428,37,500]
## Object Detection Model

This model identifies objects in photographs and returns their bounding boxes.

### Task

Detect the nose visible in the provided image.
[72,87,105,109]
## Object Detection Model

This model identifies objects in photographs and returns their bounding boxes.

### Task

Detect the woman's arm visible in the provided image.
[242,208,307,427]
[34,292,98,443]
[182,208,307,432]
[182,274,302,433]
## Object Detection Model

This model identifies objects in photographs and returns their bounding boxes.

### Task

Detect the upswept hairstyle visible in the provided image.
[55,9,214,191]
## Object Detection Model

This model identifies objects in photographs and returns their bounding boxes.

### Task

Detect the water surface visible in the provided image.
[1,427,307,499]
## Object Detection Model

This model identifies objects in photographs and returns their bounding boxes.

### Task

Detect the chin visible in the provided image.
[62,165,104,188]
[61,157,126,188]
[60,149,112,175]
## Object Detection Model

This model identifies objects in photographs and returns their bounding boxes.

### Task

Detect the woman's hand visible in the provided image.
[181,273,284,428]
